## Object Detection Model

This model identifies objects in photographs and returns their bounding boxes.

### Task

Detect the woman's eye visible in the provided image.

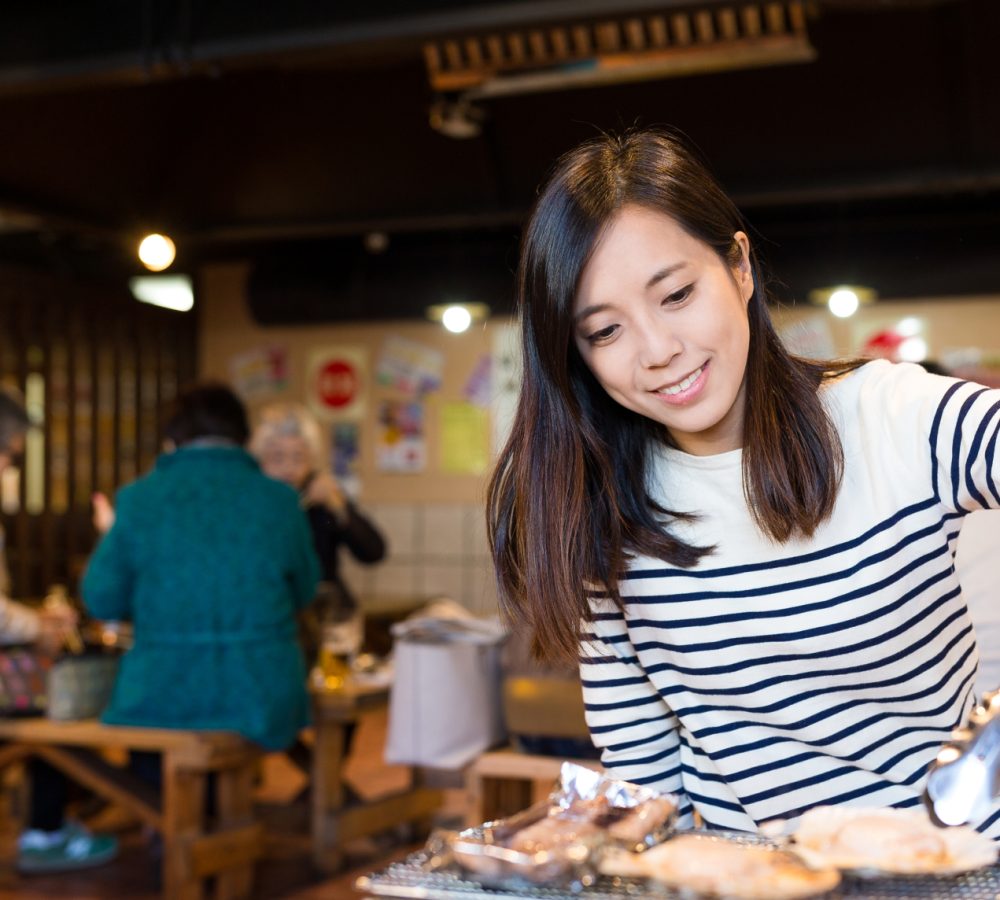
[586,324,618,344]
[664,284,693,305]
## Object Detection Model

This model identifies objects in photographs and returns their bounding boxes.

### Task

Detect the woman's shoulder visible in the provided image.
[823,358,954,417]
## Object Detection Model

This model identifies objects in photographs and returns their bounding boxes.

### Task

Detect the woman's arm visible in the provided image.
[81,491,136,622]
[0,595,39,644]
[580,598,690,822]
[305,471,386,564]
[288,502,323,610]
[332,502,386,563]
[872,362,1000,513]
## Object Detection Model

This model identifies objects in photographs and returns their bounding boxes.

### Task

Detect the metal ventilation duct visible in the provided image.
[424,2,815,98]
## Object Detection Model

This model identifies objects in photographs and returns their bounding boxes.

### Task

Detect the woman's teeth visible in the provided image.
[659,365,704,396]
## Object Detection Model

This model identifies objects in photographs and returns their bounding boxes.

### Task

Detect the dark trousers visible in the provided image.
[28,759,67,832]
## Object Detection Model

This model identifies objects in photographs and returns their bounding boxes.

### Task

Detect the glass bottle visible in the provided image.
[311,581,363,691]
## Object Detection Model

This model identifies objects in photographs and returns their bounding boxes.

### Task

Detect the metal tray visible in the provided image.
[355,832,1000,900]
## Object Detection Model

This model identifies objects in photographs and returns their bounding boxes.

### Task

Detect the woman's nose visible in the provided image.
[637,322,682,368]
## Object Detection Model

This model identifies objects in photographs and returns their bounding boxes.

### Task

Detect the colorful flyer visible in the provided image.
[229,345,289,401]
[463,355,492,408]
[375,400,426,473]
[330,421,362,498]
[376,337,444,398]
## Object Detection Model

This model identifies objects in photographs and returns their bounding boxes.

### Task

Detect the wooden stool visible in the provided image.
[465,750,602,825]
[465,675,602,826]
[0,718,262,900]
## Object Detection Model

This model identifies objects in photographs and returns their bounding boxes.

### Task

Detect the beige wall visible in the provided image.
[198,262,508,614]
[770,296,1000,362]
[198,262,509,506]
[198,264,1000,613]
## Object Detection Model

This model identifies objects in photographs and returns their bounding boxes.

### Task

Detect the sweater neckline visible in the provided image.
[156,445,257,470]
[656,442,743,471]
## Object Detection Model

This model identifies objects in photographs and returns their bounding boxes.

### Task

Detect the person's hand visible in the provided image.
[92,492,116,534]
[303,471,348,518]
[35,602,79,657]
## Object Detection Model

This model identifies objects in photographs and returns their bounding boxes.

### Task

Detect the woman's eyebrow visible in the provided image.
[574,302,612,325]
[574,262,689,325]
[645,261,688,290]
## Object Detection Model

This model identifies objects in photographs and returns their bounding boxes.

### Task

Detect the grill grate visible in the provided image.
[356,834,1000,900]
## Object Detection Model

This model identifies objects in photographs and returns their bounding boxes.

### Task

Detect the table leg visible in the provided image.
[311,717,347,873]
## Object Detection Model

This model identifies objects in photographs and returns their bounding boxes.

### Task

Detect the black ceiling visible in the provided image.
[0,0,997,319]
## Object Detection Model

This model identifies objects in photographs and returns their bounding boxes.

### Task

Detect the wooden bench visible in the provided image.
[0,718,262,900]
[465,675,601,825]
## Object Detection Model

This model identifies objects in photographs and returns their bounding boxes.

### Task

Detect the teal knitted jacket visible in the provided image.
[82,446,321,750]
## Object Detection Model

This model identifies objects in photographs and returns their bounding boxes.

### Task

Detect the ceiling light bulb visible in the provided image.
[442,305,472,333]
[138,233,176,272]
[828,288,859,318]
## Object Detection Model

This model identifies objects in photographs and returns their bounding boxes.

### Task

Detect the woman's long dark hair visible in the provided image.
[486,128,862,664]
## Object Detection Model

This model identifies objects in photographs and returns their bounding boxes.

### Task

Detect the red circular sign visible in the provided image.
[316,359,358,409]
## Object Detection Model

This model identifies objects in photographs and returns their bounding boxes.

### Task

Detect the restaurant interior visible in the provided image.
[0,0,998,897]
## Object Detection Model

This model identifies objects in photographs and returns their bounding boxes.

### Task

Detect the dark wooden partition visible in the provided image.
[0,264,197,598]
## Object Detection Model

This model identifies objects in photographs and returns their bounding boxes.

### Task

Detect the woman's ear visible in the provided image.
[733,231,753,304]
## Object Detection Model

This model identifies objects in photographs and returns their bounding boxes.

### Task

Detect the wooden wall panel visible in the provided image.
[0,265,197,599]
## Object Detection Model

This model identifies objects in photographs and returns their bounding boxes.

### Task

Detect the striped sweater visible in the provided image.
[581,359,1000,836]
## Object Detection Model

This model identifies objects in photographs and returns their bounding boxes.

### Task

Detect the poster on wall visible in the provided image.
[463,355,492,409]
[229,346,289,401]
[491,323,522,455]
[330,422,362,499]
[376,336,443,398]
[440,402,489,475]
[306,347,367,422]
[375,400,426,473]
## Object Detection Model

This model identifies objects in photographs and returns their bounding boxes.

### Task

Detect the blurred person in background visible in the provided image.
[0,387,77,651]
[0,387,113,873]
[251,402,386,799]
[251,402,386,621]
[83,383,320,762]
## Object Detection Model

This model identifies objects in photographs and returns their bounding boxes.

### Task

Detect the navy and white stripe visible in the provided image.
[580,360,1000,837]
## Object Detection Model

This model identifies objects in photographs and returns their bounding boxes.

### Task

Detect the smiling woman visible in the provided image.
[486,127,1000,840]
[573,207,753,456]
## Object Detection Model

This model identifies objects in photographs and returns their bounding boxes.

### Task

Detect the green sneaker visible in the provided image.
[18,822,118,874]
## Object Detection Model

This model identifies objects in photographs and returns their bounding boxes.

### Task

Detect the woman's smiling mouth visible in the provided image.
[653,362,709,403]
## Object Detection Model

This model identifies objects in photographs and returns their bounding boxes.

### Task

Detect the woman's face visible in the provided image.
[573,205,754,456]
[258,434,312,487]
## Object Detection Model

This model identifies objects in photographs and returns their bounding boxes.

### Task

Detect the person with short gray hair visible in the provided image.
[251,402,386,612]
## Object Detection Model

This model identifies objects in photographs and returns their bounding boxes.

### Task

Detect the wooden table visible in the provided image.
[0,717,261,900]
[311,681,442,873]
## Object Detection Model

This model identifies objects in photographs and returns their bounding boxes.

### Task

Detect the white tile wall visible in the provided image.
[355,501,500,617]
[464,505,491,560]
[368,504,420,556]
[463,560,499,616]
[422,504,468,560]
[371,561,420,597]
[420,563,466,603]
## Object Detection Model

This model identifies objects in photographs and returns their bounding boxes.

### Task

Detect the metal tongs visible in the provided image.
[925,689,1000,827]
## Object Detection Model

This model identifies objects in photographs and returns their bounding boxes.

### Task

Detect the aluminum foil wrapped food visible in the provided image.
[425,762,678,889]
